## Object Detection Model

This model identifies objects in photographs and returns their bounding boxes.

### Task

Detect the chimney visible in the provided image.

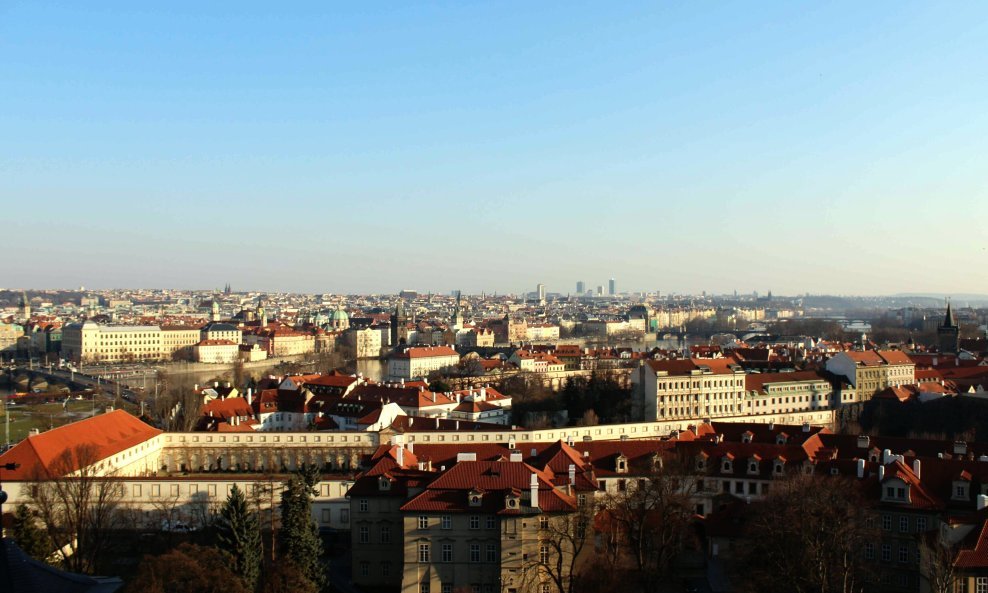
[954,442,968,456]
[434,417,440,429]
[28,428,40,437]
[407,442,414,453]
[214,381,219,388]
[878,465,885,481]
[912,459,921,479]
[509,451,523,462]
[857,435,870,449]
[530,473,539,509]
[409,417,414,426]
[802,422,810,433]
[856,459,865,479]
[978,495,988,511]
[397,446,404,467]
[768,422,774,430]
[455,420,460,430]
[883,449,892,464]
[568,464,576,486]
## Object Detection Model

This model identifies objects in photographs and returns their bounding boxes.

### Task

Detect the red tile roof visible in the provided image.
[0,410,160,480]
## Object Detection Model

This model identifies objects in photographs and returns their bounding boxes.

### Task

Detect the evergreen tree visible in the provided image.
[11,504,52,562]
[216,484,262,592]
[278,468,326,591]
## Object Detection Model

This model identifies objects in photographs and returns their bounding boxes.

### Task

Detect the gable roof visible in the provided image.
[0,410,161,480]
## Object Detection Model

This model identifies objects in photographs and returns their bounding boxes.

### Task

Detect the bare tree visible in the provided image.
[28,443,125,574]
[519,503,596,593]
[921,529,957,593]
[152,371,202,431]
[733,473,878,593]
[601,457,699,591]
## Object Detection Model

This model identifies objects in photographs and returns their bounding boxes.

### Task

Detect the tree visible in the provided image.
[216,484,262,592]
[733,473,878,593]
[601,456,699,591]
[152,371,202,431]
[277,467,326,591]
[28,443,125,574]
[921,529,957,593]
[11,503,53,562]
[126,543,249,593]
[261,560,320,593]
[519,502,596,593]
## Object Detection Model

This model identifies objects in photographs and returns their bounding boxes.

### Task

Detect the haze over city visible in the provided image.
[3,1,988,295]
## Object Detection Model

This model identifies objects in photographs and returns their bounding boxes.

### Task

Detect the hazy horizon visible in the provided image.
[3,2,987,296]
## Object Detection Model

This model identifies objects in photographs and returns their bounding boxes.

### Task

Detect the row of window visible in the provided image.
[418,542,498,563]
[863,542,917,564]
[878,514,928,533]
[417,515,498,530]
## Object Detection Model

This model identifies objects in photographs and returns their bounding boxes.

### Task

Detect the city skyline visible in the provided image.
[3,2,988,295]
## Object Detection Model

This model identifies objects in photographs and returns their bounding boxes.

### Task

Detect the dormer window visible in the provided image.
[747,459,759,475]
[469,490,483,507]
[696,458,706,471]
[378,477,392,491]
[721,458,733,473]
[953,482,969,501]
[741,432,753,444]
[616,455,628,474]
[773,460,785,475]
[775,434,788,445]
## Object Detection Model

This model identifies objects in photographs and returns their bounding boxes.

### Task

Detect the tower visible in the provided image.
[608,278,616,296]
[391,299,409,346]
[451,290,464,331]
[20,291,30,320]
[211,299,220,322]
[576,281,585,295]
[937,299,960,354]
[536,283,546,304]
[259,306,268,327]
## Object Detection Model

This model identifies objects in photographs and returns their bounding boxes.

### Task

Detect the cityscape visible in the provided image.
[3,3,988,593]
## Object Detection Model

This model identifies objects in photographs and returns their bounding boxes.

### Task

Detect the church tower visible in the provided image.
[20,291,31,321]
[451,290,464,331]
[211,299,220,322]
[937,299,960,354]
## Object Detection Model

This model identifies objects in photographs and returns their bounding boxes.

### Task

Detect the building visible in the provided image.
[61,321,163,364]
[387,346,461,381]
[576,281,585,295]
[825,350,916,399]
[161,325,203,361]
[347,327,383,359]
[201,322,243,345]
[608,278,616,296]
[632,358,747,421]
[937,301,960,354]
[194,339,240,363]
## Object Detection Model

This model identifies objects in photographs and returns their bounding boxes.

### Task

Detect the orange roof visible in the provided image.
[0,410,161,480]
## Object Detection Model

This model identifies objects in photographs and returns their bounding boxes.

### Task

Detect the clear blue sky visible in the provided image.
[2,1,987,296]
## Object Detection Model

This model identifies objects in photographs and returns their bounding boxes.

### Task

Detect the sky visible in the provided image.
[2,1,987,296]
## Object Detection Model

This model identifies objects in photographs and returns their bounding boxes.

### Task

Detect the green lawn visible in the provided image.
[0,399,139,443]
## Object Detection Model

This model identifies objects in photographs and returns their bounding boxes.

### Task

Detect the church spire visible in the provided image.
[943,298,957,328]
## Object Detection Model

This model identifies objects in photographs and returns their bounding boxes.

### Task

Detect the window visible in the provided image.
[864,543,875,560]
[881,543,892,562]
[916,517,928,532]
[419,516,429,530]
[899,546,909,563]
[442,584,453,593]
[421,582,430,593]
[359,526,369,543]
[442,544,453,563]
[359,499,368,512]
[418,543,430,563]
[486,516,496,530]
[899,517,908,533]
[977,577,988,593]
[541,585,551,593]
[341,509,349,524]
[540,544,549,564]
[540,516,549,530]
[441,515,452,530]
[470,515,481,529]
[882,515,892,531]
[381,562,390,576]
[470,544,481,562]
[381,525,391,543]
[487,544,497,562]
[360,561,369,576]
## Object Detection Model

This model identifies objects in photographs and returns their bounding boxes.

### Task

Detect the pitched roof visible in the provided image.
[0,410,160,480]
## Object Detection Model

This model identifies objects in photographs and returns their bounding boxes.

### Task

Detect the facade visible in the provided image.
[201,322,243,345]
[633,358,747,421]
[825,350,917,399]
[194,339,240,363]
[161,326,203,360]
[61,321,163,364]
[388,346,461,381]
[347,327,383,359]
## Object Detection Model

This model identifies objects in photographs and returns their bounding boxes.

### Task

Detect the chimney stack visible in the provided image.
[978,495,988,511]
[568,464,576,486]
[397,445,404,467]
[878,466,885,481]
[530,473,539,509]
[912,459,921,479]
[856,459,865,479]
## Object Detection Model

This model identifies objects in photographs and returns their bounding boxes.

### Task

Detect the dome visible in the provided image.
[332,308,349,321]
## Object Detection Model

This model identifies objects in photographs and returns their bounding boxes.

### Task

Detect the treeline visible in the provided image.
[858,396,988,441]
[507,372,633,428]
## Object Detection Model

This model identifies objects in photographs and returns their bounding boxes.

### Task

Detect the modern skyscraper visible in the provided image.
[608,278,616,296]
[596,285,603,297]
[536,283,546,303]
[576,281,585,294]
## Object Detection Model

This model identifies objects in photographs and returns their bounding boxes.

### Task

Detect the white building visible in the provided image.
[387,346,460,381]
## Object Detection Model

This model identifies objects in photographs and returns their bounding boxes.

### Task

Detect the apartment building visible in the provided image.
[632,358,747,421]
[825,350,916,398]
[388,346,461,381]
[61,321,163,363]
